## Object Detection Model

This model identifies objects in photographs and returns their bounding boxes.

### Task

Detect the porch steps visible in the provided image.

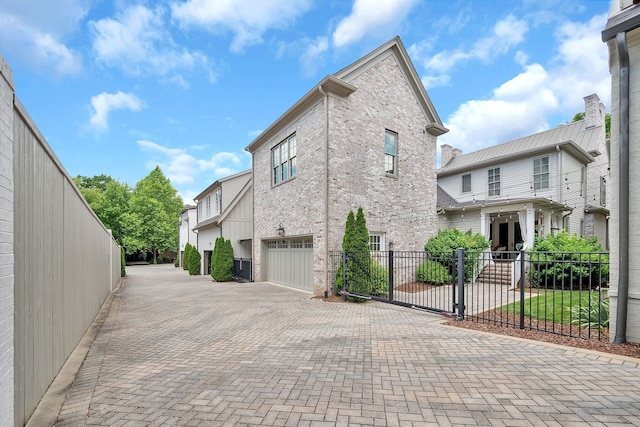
[477,261,512,286]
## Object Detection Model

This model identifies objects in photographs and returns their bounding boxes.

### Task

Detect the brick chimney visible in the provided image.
[441,144,453,166]
[584,93,604,129]
[452,148,462,159]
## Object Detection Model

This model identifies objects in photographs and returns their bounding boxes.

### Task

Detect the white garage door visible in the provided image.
[264,238,314,291]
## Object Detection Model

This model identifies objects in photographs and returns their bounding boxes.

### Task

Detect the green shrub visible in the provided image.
[120,247,126,277]
[527,231,609,288]
[187,247,201,275]
[424,228,490,281]
[566,293,609,331]
[416,260,451,285]
[211,237,234,281]
[183,244,192,270]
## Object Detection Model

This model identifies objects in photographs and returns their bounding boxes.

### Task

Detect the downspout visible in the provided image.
[614,31,630,344]
[319,84,329,298]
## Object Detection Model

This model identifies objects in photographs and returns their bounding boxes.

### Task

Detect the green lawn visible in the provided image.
[502,290,605,324]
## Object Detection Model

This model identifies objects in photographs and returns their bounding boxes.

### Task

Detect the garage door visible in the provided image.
[264,238,314,291]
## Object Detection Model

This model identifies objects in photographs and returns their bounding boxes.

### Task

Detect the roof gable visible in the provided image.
[245,36,447,153]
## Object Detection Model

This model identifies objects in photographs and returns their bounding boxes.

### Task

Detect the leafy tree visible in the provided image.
[120,247,126,277]
[211,237,234,281]
[124,167,183,263]
[75,174,131,245]
[73,174,114,192]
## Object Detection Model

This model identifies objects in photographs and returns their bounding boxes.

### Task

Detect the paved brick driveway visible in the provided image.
[51,264,640,426]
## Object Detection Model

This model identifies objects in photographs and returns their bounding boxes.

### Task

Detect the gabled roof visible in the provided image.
[194,169,251,201]
[438,119,600,177]
[245,36,447,153]
[193,177,253,231]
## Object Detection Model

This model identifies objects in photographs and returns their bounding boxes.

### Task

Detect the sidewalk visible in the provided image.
[33,264,640,426]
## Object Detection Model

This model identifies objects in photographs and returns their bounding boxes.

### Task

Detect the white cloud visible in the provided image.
[332,0,417,48]
[0,0,87,76]
[171,0,312,53]
[137,140,245,188]
[300,36,329,76]
[90,91,145,131]
[436,13,609,159]
[90,5,207,79]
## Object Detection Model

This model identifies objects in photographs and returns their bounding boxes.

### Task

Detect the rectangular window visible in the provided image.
[488,167,501,197]
[600,176,606,207]
[272,134,297,185]
[580,167,586,197]
[369,233,385,251]
[533,157,549,190]
[205,195,211,216]
[384,130,397,175]
[462,174,471,193]
[215,188,222,214]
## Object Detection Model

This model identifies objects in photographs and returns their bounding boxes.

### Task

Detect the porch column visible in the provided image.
[544,211,552,237]
[480,212,488,240]
[526,208,536,248]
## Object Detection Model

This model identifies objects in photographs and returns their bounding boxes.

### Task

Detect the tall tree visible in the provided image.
[75,174,131,245]
[124,167,183,263]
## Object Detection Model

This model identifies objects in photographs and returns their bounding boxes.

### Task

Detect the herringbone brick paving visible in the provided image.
[54,264,640,426]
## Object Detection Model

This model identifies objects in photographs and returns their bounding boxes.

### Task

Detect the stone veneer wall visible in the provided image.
[607,25,640,343]
[0,53,14,427]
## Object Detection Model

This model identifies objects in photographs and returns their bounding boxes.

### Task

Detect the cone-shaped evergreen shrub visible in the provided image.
[187,247,201,275]
[211,237,234,281]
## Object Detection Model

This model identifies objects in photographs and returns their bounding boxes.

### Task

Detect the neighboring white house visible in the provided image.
[245,36,447,296]
[437,94,609,253]
[602,0,640,343]
[178,204,197,267]
[192,170,253,275]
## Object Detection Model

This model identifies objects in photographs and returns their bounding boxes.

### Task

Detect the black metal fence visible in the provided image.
[233,258,252,282]
[329,249,610,340]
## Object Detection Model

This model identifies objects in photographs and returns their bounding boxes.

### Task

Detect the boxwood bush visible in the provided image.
[527,231,609,289]
[424,228,490,281]
[416,260,451,285]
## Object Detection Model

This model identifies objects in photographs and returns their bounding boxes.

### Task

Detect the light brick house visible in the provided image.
[245,37,447,296]
[192,170,253,275]
[437,94,609,253]
[602,0,640,343]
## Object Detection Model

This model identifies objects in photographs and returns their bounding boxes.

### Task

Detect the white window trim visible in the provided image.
[369,233,385,251]
[488,167,501,197]
[214,188,222,215]
[384,130,398,176]
[462,173,471,193]
[533,156,550,191]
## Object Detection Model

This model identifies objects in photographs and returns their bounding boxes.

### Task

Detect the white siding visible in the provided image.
[439,152,560,203]
[560,153,587,236]
[221,185,253,259]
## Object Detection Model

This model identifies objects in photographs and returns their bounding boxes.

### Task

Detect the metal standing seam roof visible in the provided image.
[438,119,603,175]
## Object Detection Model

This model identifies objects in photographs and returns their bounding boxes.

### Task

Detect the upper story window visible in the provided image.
[488,167,500,197]
[197,202,202,220]
[462,174,471,193]
[533,157,549,190]
[600,176,606,207]
[205,194,211,216]
[214,188,222,214]
[272,133,297,185]
[580,167,586,197]
[384,130,397,175]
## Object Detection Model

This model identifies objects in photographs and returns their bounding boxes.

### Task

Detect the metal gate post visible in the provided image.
[519,249,525,329]
[388,248,394,302]
[342,252,348,301]
[457,248,465,319]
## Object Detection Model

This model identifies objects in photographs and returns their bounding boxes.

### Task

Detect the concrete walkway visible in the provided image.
[38,264,640,426]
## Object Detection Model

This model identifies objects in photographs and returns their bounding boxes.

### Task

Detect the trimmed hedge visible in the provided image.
[211,237,234,281]
[416,260,451,285]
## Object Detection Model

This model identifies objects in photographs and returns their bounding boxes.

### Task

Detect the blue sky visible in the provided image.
[0,0,612,203]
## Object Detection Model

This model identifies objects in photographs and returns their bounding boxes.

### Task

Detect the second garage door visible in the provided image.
[264,238,314,291]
